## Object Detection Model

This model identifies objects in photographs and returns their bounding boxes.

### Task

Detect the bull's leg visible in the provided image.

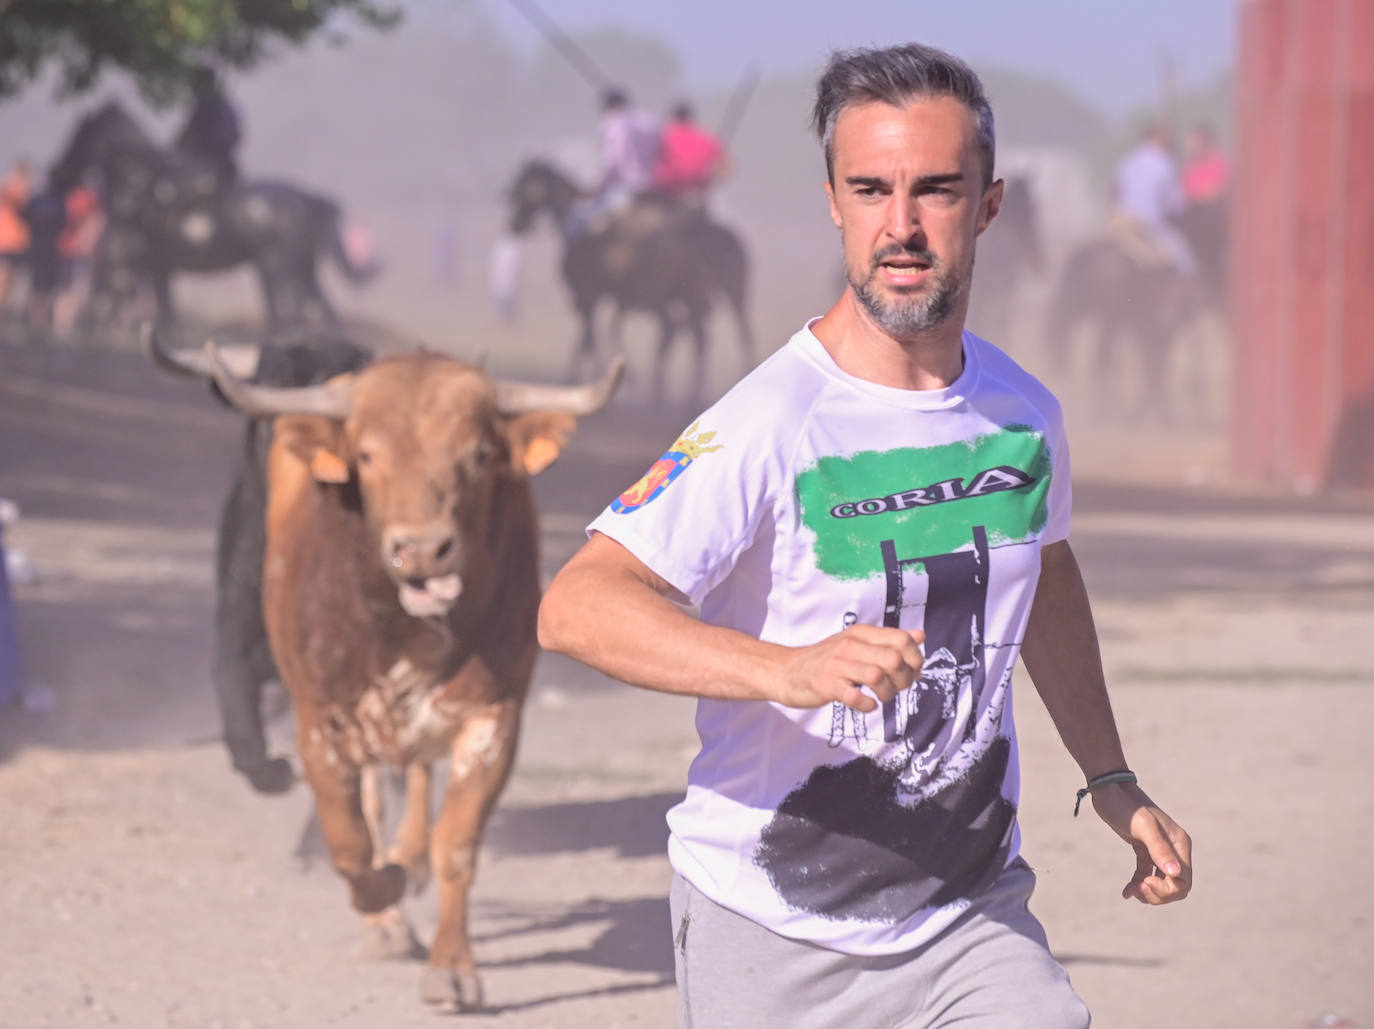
[390,763,433,890]
[358,764,427,960]
[420,701,522,1010]
[213,630,291,793]
[213,475,293,794]
[298,734,406,916]
[360,764,385,861]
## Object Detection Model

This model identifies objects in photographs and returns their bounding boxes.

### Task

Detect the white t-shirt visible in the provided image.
[587,322,1072,955]
[1116,141,1184,227]
[600,108,662,194]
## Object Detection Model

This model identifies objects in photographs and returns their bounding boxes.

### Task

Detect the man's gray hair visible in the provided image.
[812,43,996,187]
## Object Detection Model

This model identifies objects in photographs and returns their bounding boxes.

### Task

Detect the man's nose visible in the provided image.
[885,193,923,241]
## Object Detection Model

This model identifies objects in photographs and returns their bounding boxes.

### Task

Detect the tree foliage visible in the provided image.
[0,0,400,104]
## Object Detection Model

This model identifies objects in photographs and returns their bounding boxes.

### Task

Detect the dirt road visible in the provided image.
[1,339,1371,1028]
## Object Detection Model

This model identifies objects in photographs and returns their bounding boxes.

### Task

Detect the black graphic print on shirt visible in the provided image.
[753,427,1052,924]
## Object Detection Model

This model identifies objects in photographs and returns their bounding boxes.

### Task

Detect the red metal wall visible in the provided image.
[1232,0,1374,490]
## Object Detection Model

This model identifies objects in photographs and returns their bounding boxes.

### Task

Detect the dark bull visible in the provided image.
[146,324,374,793]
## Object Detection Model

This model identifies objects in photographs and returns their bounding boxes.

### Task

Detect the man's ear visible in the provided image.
[976,178,1005,237]
[272,415,351,484]
[505,411,578,476]
[826,180,842,229]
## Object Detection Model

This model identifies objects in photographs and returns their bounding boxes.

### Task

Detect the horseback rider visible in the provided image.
[1181,122,1230,206]
[566,88,662,237]
[1111,122,1197,276]
[653,101,730,208]
[175,65,242,183]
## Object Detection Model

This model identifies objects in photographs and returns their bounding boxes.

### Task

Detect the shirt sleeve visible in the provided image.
[1041,399,1073,545]
[587,407,774,608]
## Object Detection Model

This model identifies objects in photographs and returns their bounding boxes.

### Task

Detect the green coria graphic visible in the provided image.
[796,426,1052,580]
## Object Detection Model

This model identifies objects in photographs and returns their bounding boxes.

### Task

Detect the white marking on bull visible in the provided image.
[449,711,503,783]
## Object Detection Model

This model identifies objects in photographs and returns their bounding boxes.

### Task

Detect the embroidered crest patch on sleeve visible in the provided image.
[611,422,723,513]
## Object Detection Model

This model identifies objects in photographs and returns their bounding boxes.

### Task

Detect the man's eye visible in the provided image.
[357,450,373,467]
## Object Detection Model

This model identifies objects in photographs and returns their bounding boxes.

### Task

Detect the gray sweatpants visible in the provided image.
[669,858,1090,1028]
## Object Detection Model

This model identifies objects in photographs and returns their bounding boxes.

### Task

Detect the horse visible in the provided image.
[965,175,1044,348]
[1042,200,1228,422]
[495,159,753,406]
[48,100,379,335]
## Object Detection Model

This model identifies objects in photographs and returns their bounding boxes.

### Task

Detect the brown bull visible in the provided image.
[207,344,624,1009]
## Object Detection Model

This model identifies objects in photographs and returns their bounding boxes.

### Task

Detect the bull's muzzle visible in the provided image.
[381,525,464,618]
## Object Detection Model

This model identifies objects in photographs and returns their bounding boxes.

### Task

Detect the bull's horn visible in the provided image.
[143,322,261,381]
[206,342,353,419]
[495,355,626,416]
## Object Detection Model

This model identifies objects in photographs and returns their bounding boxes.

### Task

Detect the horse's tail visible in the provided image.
[318,200,382,285]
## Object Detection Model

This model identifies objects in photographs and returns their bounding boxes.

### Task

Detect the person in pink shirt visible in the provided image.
[654,102,730,203]
[1181,123,1229,205]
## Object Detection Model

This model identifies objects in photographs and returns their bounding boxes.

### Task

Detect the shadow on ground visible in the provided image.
[486,791,675,860]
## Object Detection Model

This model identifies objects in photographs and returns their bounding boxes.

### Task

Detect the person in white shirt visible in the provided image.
[1114,122,1197,275]
[539,42,1192,1028]
[566,88,662,236]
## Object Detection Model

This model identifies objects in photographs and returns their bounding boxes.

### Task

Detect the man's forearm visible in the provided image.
[1020,540,1129,779]
[538,538,786,702]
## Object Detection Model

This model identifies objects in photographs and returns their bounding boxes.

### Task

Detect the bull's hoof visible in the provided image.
[362,908,426,961]
[419,966,484,1011]
[245,756,295,795]
[349,863,407,914]
[401,855,431,896]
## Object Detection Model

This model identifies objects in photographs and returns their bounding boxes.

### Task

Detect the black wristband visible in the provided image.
[1073,769,1137,816]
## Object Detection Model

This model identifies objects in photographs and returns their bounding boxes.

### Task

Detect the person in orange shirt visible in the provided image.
[54,184,105,336]
[653,103,730,206]
[0,158,33,310]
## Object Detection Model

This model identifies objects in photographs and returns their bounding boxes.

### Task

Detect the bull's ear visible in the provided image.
[273,415,352,484]
[505,411,577,476]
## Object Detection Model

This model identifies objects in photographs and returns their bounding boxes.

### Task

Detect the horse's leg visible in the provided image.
[152,271,176,334]
[725,287,755,380]
[609,304,626,352]
[1095,315,1121,421]
[685,303,709,409]
[652,307,676,404]
[298,259,338,327]
[257,268,291,332]
[568,298,598,384]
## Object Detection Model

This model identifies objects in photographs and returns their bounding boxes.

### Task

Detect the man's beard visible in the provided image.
[847,242,970,337]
